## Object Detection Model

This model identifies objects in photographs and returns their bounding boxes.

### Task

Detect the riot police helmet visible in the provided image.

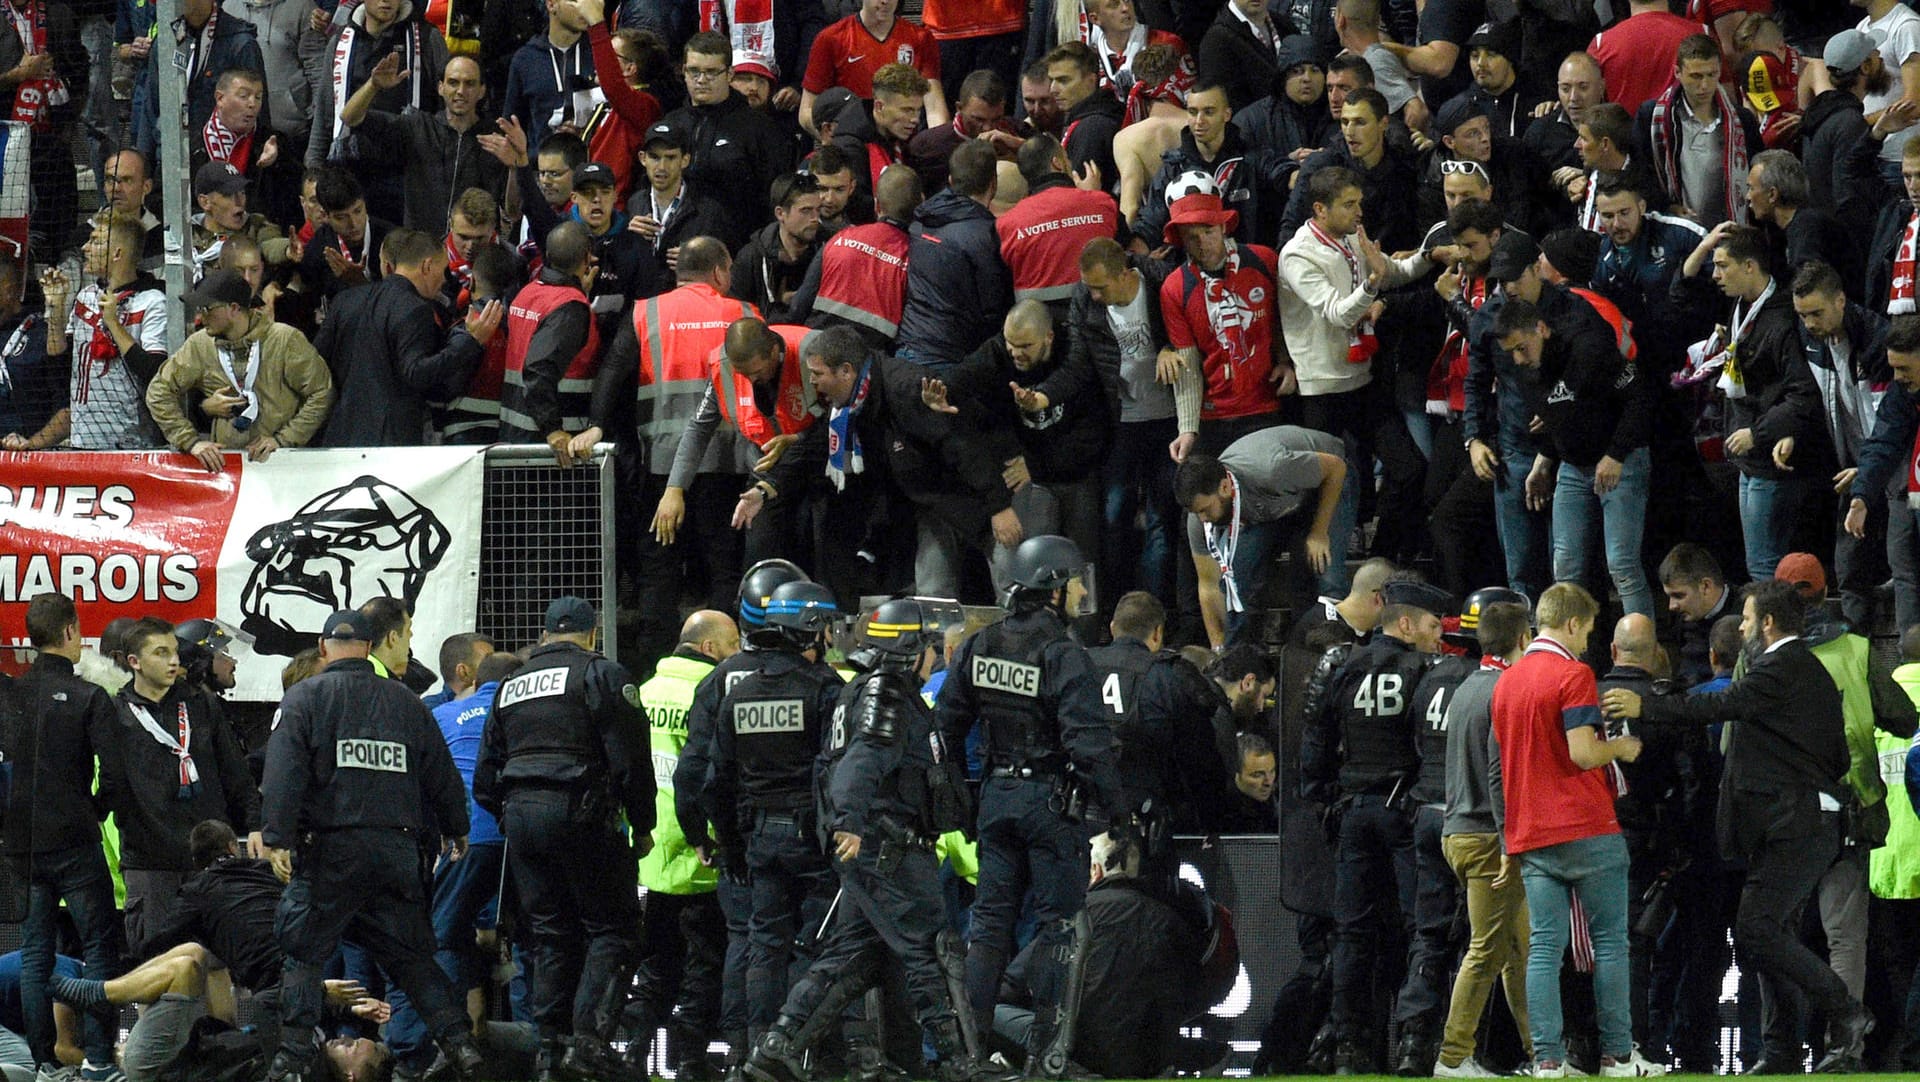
[1444,586,1531,648]
[176,618,247,688]
[1003,535,1093,613]
[860,597,963,665]
[738,559,809,629]
[764,580,839,646]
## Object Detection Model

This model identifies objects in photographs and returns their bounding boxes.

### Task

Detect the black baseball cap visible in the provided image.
[195,160,249,197]
[1486,232,1541,283]
[545,596,598,633]
[573,162,616,190]
[181,269,254,312]
[643,118,691,152]
[322,609,374,642]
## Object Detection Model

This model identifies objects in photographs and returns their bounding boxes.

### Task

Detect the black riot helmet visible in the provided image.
[1003,535,1093,614]
[860,597,963,668]
[738,559,809,630]
[764,580,839,649]
[176,618,242,689]
[1444,586,1531,649]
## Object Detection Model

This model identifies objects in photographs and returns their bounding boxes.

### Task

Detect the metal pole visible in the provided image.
[154,0,189,353]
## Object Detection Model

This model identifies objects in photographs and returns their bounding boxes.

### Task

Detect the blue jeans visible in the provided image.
[1550,448,1653,616]
[1520,833,1633,1065]
[1494,449,1549,598]
[384,841,507,1065]
[16,844,118,1066]
[1221,475,1358,645]
[1102,418,1180,606]
[1737,473,1818,583]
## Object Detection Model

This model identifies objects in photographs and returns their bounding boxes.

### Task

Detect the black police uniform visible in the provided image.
[1298,630,1440,1057]
[934,607,1123,1059]
[1398,651,1475,1056]
[701,646,845,1031]
[1086,637,1229,854]
[260,657,474,1070]
[472,640,655,1052]
[755,664,977,1069]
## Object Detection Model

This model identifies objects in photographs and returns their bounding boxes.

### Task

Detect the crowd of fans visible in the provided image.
[11,0,1920,1078]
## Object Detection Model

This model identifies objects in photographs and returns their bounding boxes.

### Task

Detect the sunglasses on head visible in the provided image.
[1440,159,1490,180]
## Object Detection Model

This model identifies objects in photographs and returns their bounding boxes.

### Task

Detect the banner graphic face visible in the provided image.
[1,448,485,700]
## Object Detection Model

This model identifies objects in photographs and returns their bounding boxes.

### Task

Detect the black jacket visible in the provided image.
[1416,137,1554,239]
[1281,142,1423,254]
[141,8,255,153]
[1801,91,1871,235]
[1640,638,1849,861]
[829,98,905,222]
[1671,275,1832,481]
[731,220,819,325]
[102,683,259,872]
[1062,91,1125,201]
[259,657,470,844]
[1134,125,1290,252]
[948,332,1108,484]
[1233,91,1337,165]
[663,92,796,251]
[0,655,113,855]
[1196,5,1296,114]
[314,275,485,446]
[1771,207,1863,302]
[896,188,1012,368]
[140,855,284,992]
[1596,664,1695,855]
[354,108,508,236]
[1518,281,1654,470]
[1066,255,1174,426]
[298,219,394,298]
[765,352,1015,535]
[1801,302,1892,473]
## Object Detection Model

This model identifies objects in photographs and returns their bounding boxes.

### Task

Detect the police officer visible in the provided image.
[745,598,1010,1082]
[175,617,240,698]
[261,610,485,1082]
[1084,591,1230,881]
[473,596,655,1082]
[935,535,1123,1076]
[701,579,846,1044]
[633,610,740,1079]
[1394,587,1523,1074]
[1298,577,1454,1075]
[676,558,812,1070]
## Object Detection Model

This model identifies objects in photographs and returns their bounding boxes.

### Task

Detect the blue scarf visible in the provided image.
[825,361,872,491]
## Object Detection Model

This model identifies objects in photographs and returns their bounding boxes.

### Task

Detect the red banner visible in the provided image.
[0,452,240,645]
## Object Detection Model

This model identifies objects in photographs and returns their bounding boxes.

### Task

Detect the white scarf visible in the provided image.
[1202,474,1245,613]
[128,699,200,797]
[1717,277,1775,401]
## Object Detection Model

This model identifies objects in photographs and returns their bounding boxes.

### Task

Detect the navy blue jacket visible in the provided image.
[895,189,1012,369]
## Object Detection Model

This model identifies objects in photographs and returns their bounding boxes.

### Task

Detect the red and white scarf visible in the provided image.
[1123,57,1193,126]
[1428,276,1485,414]
[5,0,65,132]
[129,699,200,799]
[698,0,774,78]
[1893,212,1918,316]
[203,111,252,169]
[1197,240,1259,382]
[1307,219,1378,364]
[1646,82,1749,228]
[1201,471,1247,613]
[330,14,424,147]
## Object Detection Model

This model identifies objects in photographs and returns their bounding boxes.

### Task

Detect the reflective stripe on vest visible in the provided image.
[500,277,602,436]
[637,654,719,895]
[713,324,817,446]
[815,223,910,338]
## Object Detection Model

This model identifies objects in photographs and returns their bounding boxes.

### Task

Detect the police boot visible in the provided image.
[1304,1025,1340,1075]
[670,1020,716,1081]
[930,1015,1019,1082]
[563,1033,644,1082]
[1332,1035,1371,1076]
[536,1037,570,1082]
[743,1022,811,1082]
[1394,1029,1435,1077]
[847,1038,912,1082]
[429,1034,486,1082]
[723,1029,751,1082]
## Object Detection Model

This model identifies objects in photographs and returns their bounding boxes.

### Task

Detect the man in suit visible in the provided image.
[1603,581,1873,1073]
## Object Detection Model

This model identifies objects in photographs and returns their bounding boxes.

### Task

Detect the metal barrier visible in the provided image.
[476,446,619,660]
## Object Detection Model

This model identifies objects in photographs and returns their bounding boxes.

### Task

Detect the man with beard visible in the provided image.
[733,172,825,324]
[341,52,508,236]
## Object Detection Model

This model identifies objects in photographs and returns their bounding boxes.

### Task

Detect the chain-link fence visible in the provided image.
[476,446,619,659]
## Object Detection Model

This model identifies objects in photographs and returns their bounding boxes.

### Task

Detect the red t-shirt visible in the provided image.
[1159,245,1281,422]
[921,0,1025,41]
[1589,11,1710,112]
[1490,636,1622,855]
[803,14,941,97]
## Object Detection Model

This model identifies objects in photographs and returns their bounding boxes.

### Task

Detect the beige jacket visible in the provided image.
[146,315,335,451]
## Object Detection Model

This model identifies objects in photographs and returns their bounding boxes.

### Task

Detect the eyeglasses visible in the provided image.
[1440,159,1490,180]
[685,67,728,82]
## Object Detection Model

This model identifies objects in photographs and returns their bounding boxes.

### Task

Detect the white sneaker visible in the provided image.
[1598,1049,1668,1077]
[1532,1062,1568,1079]
[1433,1055,1500,1077]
